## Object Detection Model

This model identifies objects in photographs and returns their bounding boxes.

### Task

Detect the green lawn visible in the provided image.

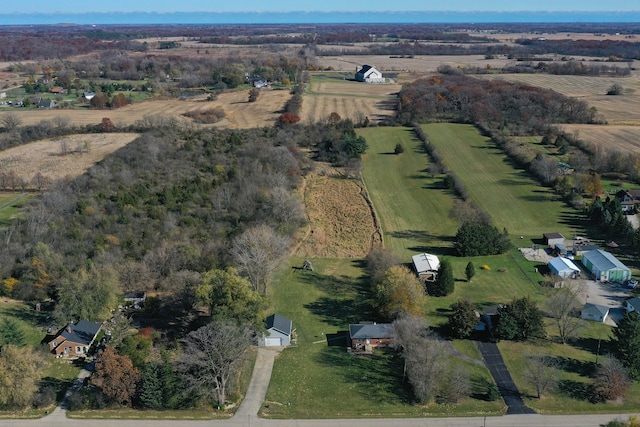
[0,193,29,229]
[264,257,503,418]
[421,123,583,241]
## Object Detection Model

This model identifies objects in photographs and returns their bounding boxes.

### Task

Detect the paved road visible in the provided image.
[476,340,536,415]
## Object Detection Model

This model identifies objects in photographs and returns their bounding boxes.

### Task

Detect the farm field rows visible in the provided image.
[0,88,290,129]
[422,123,581,240]
[302,74,400,124]
[560,124,640,155]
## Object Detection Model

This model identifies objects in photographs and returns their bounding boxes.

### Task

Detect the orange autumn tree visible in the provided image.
[89,347,141,407]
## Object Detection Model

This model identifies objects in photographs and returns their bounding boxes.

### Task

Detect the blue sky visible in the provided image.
[3,0,639,14]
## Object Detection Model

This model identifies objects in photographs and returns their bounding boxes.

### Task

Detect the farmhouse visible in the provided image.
[615,189,640,213]
[355,65,385,83]
[581,249,631,282]
[548,256,581,279]
[47,320,102,358]
[581,303,610,323]
[412,253,440,282]
[38,99,55,109]
[263,313,294,347]
[543,232,565,247]
[349,322,393,352]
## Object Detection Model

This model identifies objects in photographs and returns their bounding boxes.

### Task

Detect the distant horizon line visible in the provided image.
[2,10,640,25]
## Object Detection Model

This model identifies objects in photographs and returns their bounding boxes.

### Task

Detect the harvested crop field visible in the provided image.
[303,75,401,124]
[560,124,640,155]
[294,173,379,258]
[0,133,139,185]
[479,73,640,124]
[317,54,513,74]
[0,88,290,129]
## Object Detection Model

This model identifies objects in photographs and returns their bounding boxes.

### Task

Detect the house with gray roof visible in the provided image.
[581,249,631,282]
[264,313,294,347]
[626,297,640,314]
[48,320,102,358]
[349,322,393,352]
[581,303,610,323]
[355,65,384,83]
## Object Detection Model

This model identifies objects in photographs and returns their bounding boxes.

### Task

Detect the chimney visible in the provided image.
[66,326,72,333]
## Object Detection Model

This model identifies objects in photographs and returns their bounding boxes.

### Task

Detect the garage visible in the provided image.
[264,337,282,347]
[582,249,631,282]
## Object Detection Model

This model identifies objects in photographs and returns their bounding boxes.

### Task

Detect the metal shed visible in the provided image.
[581,249,631,282]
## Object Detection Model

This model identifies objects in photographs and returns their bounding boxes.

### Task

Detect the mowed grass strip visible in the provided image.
[422,123,579,240]
[359,127,458,260]
[264,257,503,418]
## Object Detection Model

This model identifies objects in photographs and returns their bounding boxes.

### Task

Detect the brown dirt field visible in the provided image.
[303,76,401,124]
[293,172,378,259]
[560,124,640,155]
[0,88,290,129]
[0,133,139,184]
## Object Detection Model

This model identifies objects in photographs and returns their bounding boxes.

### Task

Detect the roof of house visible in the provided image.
[627,297,640,311]
[548,257,581,273]
[55,320,102,345]
[358,64,375,74]
[582,249,630,272]
[349,323,393,340]
[582,303,610,317]
[412,253,440,273]
[124,291,146,300]
[265,314,292,336]
[38,99,55,107]
[543,232,564,240]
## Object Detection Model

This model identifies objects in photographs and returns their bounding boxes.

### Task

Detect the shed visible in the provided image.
[264,314,293,347]
[548,257,581,279]
[554,243,567,256]
[543,232,565,247]
[626,297,640,314]
[349,322,393,352]
[412,253,440,282]
[123,291,147,306]
[581,303,610,323]
[581,249,631,282]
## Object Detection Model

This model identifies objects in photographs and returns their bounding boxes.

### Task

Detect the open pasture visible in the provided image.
[423,123,581,240]
[302,73,400,124]
[359,126,458,259]
[0,88,290,129]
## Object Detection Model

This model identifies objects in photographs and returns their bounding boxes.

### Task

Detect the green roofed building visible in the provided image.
[581,249,631,282]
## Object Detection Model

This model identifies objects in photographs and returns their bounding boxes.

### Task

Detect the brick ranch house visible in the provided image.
[349,322,393,353]
[47,320,102,358]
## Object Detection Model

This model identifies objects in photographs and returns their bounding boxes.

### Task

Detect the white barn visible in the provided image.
[548,257,581,279]
[355,65,384,83]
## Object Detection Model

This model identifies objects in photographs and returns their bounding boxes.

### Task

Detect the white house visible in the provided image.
[355,65,384,83]
[581,303,610,323]
[412,253,440,282]
[548,257,581,279]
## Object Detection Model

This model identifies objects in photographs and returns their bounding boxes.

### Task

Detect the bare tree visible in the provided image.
[1,112,22,131]
[392,314,447,404]
[545,284,584,344]
[230,225,290,295]
[177,321,255,407]
[524,353,560,399]
[594,354,631,402]
[439,364,472,403]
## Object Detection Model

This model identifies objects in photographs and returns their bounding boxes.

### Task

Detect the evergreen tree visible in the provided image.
[428,259,454,296]
[496,296,544,341]
[160,350,178,408]
[465,262,475,282]
[0,318,27,347]
[139,362,163,409]
[611,311,640,379]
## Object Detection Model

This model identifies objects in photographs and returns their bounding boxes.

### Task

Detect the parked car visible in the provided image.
[627,279,638,289]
